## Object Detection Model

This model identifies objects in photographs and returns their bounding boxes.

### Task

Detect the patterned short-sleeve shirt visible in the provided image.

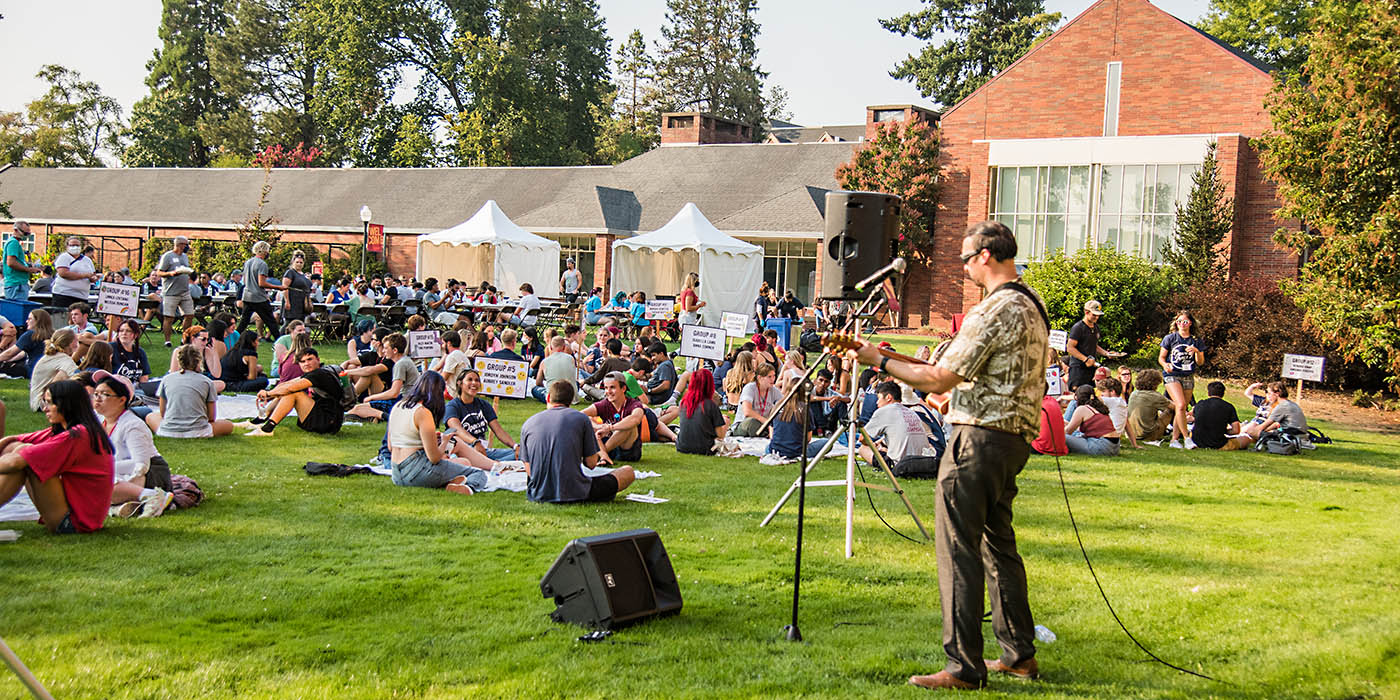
[936,282,1049,442]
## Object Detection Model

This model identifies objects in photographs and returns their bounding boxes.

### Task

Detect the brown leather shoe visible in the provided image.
[985,657,1039,680]
[908,671,983,690]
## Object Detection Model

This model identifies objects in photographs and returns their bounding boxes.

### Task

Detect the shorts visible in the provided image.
[1163,374,1195,393]
[608,440,642,463]
[642,407,659,439]
[369,399,397,419]
[162,293,195,317]
[54,512,77,535]
[157,423,214,439]
[297,407,343,434]
[585,473,619,502]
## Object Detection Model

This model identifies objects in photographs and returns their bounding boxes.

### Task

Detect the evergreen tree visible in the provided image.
[882,0,1060,108]
[653,0,770,132]
[131,0,232,166]
[1165,142,1232,287]
[615,29,652,134]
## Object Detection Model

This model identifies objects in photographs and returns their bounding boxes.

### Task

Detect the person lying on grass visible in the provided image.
[90,371,174,518]
[0,379,115,533]
[522,380,634,504]
[386,370,487,495]
[146,344,236,438]
[581,372,646,465]
[244,348,345,437]
[347,332,418,422]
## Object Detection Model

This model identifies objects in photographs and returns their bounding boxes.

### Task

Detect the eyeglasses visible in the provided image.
[959,248,986,264]
[93,391,119,400]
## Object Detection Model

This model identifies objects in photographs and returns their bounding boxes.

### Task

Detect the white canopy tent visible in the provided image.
[611,203,764,324]
[415,200,561,295]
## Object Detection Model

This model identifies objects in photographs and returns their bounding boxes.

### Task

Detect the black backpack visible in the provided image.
[1254,429,1302,455]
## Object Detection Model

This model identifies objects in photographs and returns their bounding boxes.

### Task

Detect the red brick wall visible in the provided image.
[660,113,754,145]
[921,0,1295,327]
[594,235,614,296]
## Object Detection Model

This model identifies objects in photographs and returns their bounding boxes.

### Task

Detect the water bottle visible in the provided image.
[1034,624,1056,643]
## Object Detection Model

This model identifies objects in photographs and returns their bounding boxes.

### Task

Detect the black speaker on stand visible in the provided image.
[540,529,682,630]
[821,191,902,300]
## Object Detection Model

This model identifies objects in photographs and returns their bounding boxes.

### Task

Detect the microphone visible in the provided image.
[854,257,907,292]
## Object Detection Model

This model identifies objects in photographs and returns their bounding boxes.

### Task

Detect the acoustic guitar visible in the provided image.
[820,332,951,414]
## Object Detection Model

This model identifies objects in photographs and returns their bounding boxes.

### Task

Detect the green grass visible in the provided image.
[2,336,1399,699]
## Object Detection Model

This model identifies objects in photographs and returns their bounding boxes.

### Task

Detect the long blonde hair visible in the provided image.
[44,329,76,356]
[723,350,756,395]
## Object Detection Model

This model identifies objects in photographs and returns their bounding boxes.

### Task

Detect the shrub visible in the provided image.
[1161,278,1387,390]
[1022,247,1180,356]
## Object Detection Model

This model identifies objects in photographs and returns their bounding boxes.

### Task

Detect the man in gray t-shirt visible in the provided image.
[522,381,634,503]
[156,236,195,345]
[861,381,931,465]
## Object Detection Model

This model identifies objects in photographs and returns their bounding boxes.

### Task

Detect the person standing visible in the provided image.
[280,250,312,323]
[1065,300,1124,390]
[1159,311,1206,449]
[3,221,42,301]
[238,240,285,336]
[52,236,99,308]
[560,258,583,303]
[677,272,706,326]
[156,236,196,347]
[849,221,1048,690]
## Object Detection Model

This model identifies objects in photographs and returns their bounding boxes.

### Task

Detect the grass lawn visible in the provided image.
[2,335,1399,699]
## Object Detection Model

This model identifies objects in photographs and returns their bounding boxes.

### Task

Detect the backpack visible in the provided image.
[1306,426,1332,445]
[1254,429,1301,455]
[168,474,204,510]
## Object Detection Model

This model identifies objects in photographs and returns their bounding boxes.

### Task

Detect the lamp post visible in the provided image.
[359,205,372,277]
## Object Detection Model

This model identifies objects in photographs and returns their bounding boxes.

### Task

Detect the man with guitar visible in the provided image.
[844,221,1049,690]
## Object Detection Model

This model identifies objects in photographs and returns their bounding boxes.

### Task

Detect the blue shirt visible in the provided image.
[445,396,498,439]
[768,415,805,458]
[630,301,649,327]
[585,295,603,314]
[1160,333,1206,376]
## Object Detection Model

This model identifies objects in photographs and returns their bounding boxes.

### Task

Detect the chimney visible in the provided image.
[660,112,755,146]
[865,104,940,141]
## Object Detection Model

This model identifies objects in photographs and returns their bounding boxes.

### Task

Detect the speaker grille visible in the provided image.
[587,538,657,622]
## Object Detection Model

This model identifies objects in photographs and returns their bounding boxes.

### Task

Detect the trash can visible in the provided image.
[0,299,40,326]
[764,317,793,350]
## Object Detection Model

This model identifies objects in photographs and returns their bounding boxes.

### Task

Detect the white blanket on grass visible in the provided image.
[356,461,660,493]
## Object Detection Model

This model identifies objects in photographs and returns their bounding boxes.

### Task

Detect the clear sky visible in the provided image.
[0,0,1211,131]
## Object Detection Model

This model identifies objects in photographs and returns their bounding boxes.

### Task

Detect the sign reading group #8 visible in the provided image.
[97,282,140,318]
[473,357,530,399]
[680,324,726,362]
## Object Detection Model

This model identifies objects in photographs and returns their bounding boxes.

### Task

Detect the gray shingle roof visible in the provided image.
[766,124,865,144]
[0,141,858,235]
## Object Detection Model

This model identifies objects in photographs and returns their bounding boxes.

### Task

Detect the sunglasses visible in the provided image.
[959,248,986,264]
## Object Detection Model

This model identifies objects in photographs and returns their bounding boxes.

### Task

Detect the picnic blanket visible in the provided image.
[356,460,660,493]
[0,492,37,523]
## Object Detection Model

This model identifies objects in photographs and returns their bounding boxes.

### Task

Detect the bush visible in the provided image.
[1022,247,1180,356]
[1161,278,1387,390]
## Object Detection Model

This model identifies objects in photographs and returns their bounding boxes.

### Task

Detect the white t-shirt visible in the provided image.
[518,294,541,314]
[1103,396,1128,433]
[52,251,96,298]
[738,381,782,422]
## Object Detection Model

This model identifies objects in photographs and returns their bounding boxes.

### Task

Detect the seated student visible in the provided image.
[858,381,935,468]
[30,329,80,411]
[509,283,541,327]
[1247,380,1307,439]
[146,344,236,438]
[108,319,151,385]
[486,328,524,362]
[1116,365,1135,401]
[732,364,781,437]
[520,326,545,372]
[343,327,393,397]
[1191,381,1252,450]
[167,325,227,394]
[580,337,631,402]
[581,372,647,464]
[63,302,100,355]
[624,356,652,401]
[387,371,486,495]
[348,333,418,422]
[522,380,635,503]
[0,308,54,378]
[431,330,471,398]
[75,339,113,374]
[0,379,116,533]
[765,382,810,461]
[721,350,756,409]
[1031,393,1069,456]
[1064,384,1119,456]
[276,332,315,383]
[629,291,650,332]
[221,329,270,393]
[532,335,577,403]
[245,348,346,436]
[345,319,376,361]
[808,368,851,436]
[674,368,727,455]
[582,288,606,326]
[1240,380,1273,436]
[271,319,306,378]
[1125,368,1174,445]
[644,343,677,407]
[632,325,657,357]
[443,369,519,461]
[1095,377,1135,448]
[90,371,173,518]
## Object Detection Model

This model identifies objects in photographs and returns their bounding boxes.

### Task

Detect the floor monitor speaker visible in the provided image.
[540,529,682,629]
[821,190,901,300]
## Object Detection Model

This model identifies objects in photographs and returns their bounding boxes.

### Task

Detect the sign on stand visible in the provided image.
[1282,353,1324,399]
[1045,366,1063,396]
[97,283,140,318]
[680,324,726,362]
[407,330,442,359]
[721,312,752,338]
[1048,329,1068,353]
[473,357,530,399]
[645,299,672,320]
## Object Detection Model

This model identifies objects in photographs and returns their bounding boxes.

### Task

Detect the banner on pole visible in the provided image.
[645,299,672,320]
[407,330,442,359]
[1048,329,1068,352]
[367,223,385,253]
[1281,354,1324,383]
[721,312,751,338]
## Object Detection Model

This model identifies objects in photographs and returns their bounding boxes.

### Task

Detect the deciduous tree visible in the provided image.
[1198,0,1312,74]
[834,120,941,252]
[22,65,124,167]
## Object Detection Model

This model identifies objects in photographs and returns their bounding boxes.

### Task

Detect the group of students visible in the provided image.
[1033,306,1309,456]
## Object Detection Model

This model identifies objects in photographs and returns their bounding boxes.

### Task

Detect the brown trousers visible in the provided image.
[935,424,1037,683]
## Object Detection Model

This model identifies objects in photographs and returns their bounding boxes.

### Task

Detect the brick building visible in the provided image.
[905,0,1297,327]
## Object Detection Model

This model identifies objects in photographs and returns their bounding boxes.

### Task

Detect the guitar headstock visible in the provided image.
[821,332,860,352]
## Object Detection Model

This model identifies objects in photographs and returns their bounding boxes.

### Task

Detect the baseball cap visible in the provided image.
[90,370,136,407]
[1084,300,1104,316]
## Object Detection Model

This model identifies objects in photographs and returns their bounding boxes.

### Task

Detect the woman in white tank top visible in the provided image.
[387,371,488,494]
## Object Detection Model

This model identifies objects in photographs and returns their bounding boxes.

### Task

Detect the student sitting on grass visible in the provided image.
[522,380,635,504]
[1095,377,1135,448]
[276,332,315,383]
[765,379,809,461]
[245,348,346,437]
[1125,369,1174,445]
[1031,393,1069,456]
[1064,384,1119,456]
[579,337,630,402]
[581,372,646,465]
[387,371,486,495]
[532,335,577,404]
[674,368,727,455]
[147,344,236,438]
[1190,381,1252,450]
[443,369,518,462]
[91,371,174,518]
[0,379,115,534]
[30,329,79,411]
[347,333,418,422]
[732,364,780,438]
[644,343,677,408]
[221,330,270,393]
[1244,380,1307,439]
[857,381,934,468]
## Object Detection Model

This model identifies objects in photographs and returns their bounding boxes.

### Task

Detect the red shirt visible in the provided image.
[18,426,115,532]
[592,397,645,426]
[1031,395,1068,456]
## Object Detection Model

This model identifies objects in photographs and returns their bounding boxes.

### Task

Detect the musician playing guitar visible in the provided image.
[843,221,1049,690]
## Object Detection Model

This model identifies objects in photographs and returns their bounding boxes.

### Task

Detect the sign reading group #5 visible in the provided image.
[473,356,530,399]
[97,282,140,318]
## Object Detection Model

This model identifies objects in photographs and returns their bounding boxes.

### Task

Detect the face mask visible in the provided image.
[67,246,82,256]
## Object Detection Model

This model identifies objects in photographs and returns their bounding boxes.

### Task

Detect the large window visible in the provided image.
[990,162,1199,262]
[748,238,817,304]
[543,234,595,293]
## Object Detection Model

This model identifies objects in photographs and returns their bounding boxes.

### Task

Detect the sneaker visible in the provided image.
[115,501,144,518]
[164,341,172,348]
[1184,438,1197,450]
[1144,440,1164,447]
[245,426,274,436]
[137,488,174,518]
[1168,441,1184,449]
[445,475,474,495]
